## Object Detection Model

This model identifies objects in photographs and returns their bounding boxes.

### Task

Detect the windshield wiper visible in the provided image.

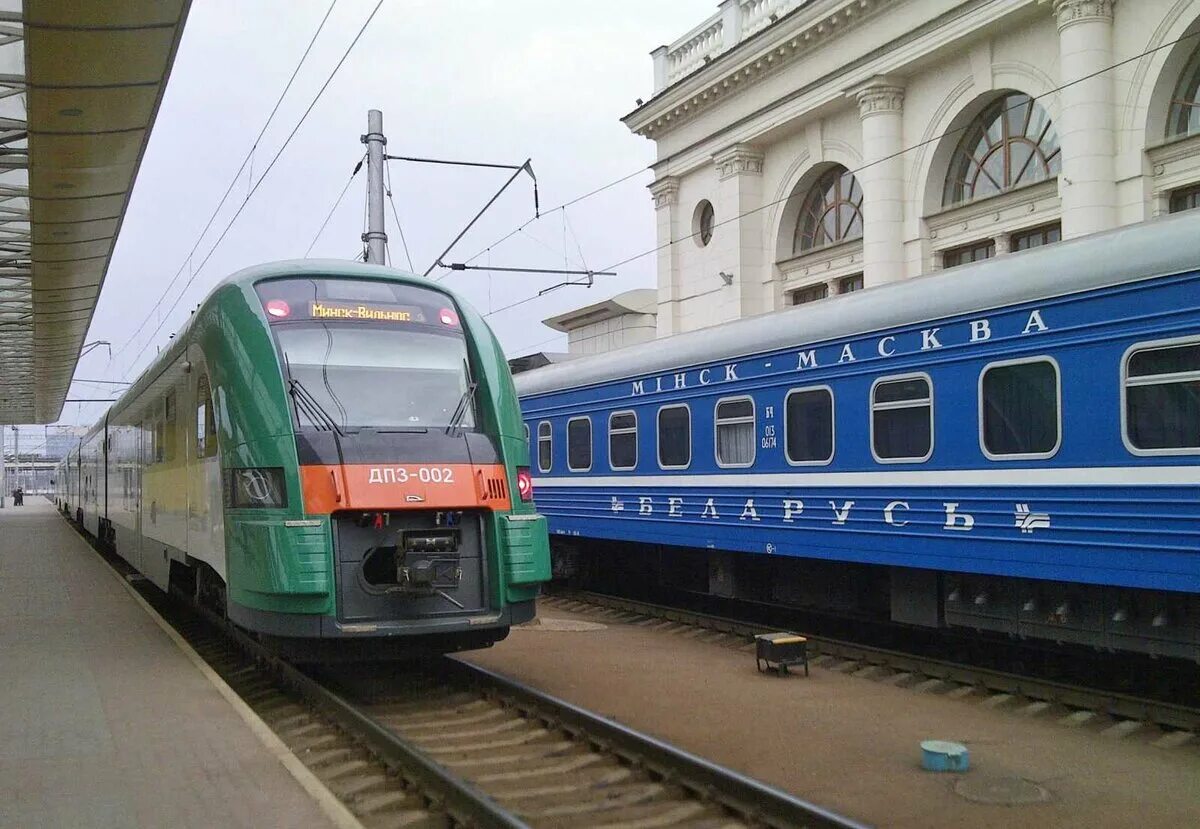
[444,382,478,436]
[285,355,345,437]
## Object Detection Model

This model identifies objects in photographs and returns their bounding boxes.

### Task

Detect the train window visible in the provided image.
[980,358,1060,458]
[1123,339,1200,453]
[715,397,756,468]
[537,421,552,473]
[608,411,638,471]
[523,423,530,447]
[567,417,592,472]
[871,374,933,462]
[196,374,217,459]
[785,387,834,465]
[657,405,692,469]
[163,390,177,462]
[153,416,165,464]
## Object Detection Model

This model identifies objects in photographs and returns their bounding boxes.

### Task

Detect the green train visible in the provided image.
[55,260,551,660]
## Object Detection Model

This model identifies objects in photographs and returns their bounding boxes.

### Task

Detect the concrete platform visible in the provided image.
[466,599,1200,829]
[0,499,340,829]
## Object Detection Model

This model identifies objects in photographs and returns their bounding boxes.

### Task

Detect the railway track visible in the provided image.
[71,516,862,828]
[545,590,1200,745]
[156,598,863,829]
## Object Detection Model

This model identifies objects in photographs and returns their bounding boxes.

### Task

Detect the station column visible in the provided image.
[1052,0,1117,238]
[650,176,682,337]
[851,77,906,286]
[713,143,766,320]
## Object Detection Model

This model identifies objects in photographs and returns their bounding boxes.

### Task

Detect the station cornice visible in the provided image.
[623,0,890,140]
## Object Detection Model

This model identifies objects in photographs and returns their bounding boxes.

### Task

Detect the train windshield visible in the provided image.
[256,277,474,432]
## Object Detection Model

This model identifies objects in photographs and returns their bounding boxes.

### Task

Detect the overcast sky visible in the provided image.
[55,0,709,429]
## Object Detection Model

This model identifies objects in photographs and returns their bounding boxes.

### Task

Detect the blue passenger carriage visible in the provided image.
[516,213,1200,660]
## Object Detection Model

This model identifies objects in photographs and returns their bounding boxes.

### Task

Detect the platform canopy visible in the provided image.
[0,0,190,424]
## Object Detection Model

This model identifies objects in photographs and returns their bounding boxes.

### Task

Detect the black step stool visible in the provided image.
[755,632,809,676]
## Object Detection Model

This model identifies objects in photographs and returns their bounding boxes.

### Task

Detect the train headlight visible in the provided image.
[224,467,287,509]
[516,466,533,502]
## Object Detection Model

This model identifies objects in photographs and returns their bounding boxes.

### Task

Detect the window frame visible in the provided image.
[566,416,593,473]
[536,420,553,473]
[607,410,638,471]
[977,356,1062,461]
[1169,183,1200,214]
[656,403,692,471]
[784,385,835,467]
[713,395,757,469]
[941,239,996,269]
[790,282,829,305]
[870,372,934,464]
[1120,335,1200,457]
[837,274,864,294]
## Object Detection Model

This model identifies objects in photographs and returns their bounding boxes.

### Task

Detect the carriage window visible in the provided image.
[872,375,932,462]
[715,397,756,467]
[981,359,1060,457]
[567,417,592,472]
[609,411,637,471]
[196,374,217,459]
[657,405,691,469]
[162,390,177,462]
[536,421,552,473]
[1125,341,1200,452]
[786,387,834,464]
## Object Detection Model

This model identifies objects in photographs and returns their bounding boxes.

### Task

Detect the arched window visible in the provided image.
[943,94,1060,206]
[1168,44,1200,138]
[793,166,864,255]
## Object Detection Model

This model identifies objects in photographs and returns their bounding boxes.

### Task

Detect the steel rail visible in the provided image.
[557,590,1200,734]
[443,657,868,829]
[199,610,527,828]
[60,508,524,829]
[61,507,863,827]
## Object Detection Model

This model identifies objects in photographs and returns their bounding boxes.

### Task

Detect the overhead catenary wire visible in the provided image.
[306,154,365,257]
[120,0,388,380]
[434,166,649,280]
[481,25,1200,321]
[109,0,342,369]
[384,157,416,272]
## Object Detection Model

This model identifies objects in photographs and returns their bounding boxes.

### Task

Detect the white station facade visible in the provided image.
[548,0,1200,349]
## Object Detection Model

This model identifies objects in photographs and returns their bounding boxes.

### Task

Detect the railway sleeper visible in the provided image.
[416,727,552,755]
[515,783,674,820]
[404,714,529,742]
[470,751,608,784]
[485,767,634,802]
[389,705,507,731]
[438,740,577,769]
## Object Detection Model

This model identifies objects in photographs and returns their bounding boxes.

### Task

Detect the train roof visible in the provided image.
[80,260,459,440]
[212,258,439,290]
[514,211,1200,398]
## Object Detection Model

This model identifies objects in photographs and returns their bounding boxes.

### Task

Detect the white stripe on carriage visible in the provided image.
[533,466,1200,489]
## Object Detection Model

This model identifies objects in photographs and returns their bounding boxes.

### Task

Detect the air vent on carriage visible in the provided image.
[478,472,508,502]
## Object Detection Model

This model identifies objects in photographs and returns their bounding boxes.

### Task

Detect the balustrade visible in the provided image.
[652,0,808,92]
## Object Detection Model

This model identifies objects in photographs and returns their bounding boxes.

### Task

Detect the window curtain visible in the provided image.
[717,422,755,465]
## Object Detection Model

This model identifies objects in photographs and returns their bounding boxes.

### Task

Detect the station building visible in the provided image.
[548,0,1200,350]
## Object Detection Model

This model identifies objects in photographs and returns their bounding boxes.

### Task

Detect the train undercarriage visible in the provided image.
[553,538,1200,663]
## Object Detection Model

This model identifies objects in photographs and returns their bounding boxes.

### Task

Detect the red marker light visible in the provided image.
[265,299,291,319]
[516,467,533,502]
[438,308,459,326]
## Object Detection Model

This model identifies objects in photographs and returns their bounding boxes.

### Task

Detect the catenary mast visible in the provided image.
[362,109,388,265]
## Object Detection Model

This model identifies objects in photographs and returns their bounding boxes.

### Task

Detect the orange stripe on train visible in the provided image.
[300,463,512,515]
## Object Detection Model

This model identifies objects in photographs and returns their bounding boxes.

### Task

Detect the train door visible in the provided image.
[186,351,224,580]
[128,422,144,573]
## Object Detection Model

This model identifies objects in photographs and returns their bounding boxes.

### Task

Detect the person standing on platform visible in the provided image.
[13,486,22,506]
